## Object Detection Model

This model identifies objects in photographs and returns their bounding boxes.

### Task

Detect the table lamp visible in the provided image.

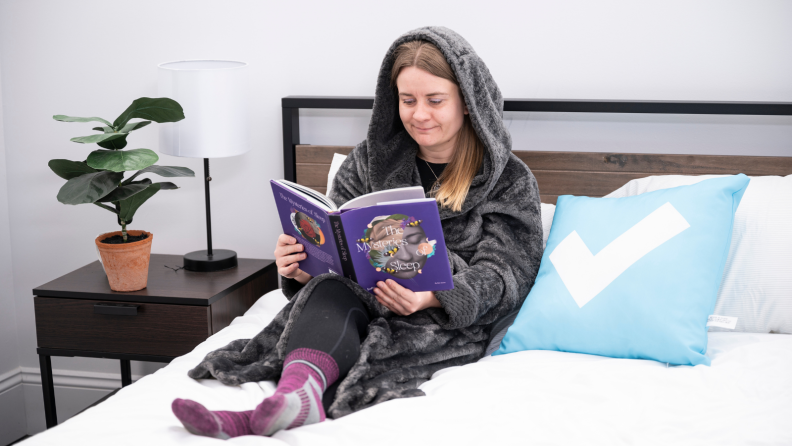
[158,60,249,272]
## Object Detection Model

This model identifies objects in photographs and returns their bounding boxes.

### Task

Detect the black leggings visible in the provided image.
[284,280,371,412]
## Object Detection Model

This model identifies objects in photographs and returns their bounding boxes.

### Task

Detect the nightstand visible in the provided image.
[32,254,278,429]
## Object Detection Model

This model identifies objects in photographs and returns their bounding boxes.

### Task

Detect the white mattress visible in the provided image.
[23,289,792,446]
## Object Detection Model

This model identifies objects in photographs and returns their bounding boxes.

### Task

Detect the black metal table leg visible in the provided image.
[120,359,132,387]
[39,354,57,428]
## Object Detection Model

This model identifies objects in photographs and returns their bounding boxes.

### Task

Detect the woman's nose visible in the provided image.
[413,102,430,121]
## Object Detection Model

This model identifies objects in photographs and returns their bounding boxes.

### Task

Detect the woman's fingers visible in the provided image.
[276,254,307,279]
[375,291,405,315]
[279,261,301,277]
[274,238,304,259]
[375,281,409,315]
[277,233,296,246]
[274,234,305,278]
[381,280,424,314]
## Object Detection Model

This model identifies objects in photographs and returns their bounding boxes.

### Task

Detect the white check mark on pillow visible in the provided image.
[549,202,690,308]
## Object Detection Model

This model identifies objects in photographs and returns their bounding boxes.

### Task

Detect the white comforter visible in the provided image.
[23,289,792,446]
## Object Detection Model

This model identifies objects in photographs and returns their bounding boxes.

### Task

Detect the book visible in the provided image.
[271,179,454,293]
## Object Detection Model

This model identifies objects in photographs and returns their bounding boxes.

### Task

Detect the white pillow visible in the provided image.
[326,155,557,248]
[326,153,348,197]
[540,203,555,250]
[607,174,792,334]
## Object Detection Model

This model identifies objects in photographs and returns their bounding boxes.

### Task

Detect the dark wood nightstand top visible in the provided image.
[33,254,276,306]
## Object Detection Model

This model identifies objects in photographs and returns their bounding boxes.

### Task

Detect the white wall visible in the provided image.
[0,0,789,436]
[0,57,28,445]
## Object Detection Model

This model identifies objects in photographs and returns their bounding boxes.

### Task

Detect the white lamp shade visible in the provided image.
[158,60,249,158]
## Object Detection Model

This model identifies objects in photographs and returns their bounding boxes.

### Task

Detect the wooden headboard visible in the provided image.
[283,97,792,204]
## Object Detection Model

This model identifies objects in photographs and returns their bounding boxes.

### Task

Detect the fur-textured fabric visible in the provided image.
[188,26,543,419]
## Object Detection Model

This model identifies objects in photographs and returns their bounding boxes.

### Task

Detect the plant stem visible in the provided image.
[120,219,128,243]
[93,202,119,214]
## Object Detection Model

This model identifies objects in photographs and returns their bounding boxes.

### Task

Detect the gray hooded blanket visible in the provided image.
[188,26,543,418]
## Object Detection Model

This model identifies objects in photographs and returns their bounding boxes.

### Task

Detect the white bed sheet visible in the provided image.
[23,289,792,446]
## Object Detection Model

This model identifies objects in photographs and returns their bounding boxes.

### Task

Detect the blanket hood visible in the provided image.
[362,26,512,217]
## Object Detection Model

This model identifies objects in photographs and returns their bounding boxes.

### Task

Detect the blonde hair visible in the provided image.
[391,41,484,212]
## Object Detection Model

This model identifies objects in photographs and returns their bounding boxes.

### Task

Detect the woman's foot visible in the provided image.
[249,348,339,436]
[249,370,325,436]
[172,398,253,439]
[173,349,339,438]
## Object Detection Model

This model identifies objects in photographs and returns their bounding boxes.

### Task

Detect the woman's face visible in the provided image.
[396,66,467,159]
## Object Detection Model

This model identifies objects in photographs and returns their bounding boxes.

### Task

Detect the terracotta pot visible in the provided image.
[95,230,153,292]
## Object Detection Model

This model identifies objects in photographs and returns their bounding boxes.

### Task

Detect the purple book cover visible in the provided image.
[339,201,454,293]
[271,181,345,277]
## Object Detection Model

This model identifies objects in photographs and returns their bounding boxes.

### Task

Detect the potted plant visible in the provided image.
[50,97,195,292]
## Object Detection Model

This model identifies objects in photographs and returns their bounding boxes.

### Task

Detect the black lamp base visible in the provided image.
[183,249,238,272]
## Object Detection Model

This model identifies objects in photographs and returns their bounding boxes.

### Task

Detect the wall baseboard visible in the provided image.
[0,367,22,395]
[0,367,144,436]
[18,366,143,391]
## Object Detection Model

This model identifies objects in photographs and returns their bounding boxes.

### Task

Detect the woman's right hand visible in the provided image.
[274,234,312,284]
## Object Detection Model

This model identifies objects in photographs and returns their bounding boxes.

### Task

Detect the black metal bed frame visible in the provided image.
[281,96,792,181]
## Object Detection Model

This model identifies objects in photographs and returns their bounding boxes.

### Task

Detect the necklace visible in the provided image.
[423,158,442,193]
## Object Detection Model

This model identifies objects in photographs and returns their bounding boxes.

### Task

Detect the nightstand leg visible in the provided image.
[120,359,132,387]
[39,354,57,428]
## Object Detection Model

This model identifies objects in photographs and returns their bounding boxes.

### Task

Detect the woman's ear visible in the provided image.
[464,105,469,115]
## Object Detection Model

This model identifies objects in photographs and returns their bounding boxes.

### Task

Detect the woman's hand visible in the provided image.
[373,279,441,316]
[274,234,312,285]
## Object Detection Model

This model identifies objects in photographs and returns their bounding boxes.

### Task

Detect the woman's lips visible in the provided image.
[413,124,437,132]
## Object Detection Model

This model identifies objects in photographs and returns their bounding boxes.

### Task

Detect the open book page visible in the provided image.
[271,181,425,212]
[272,180,337,211]
[378,198,436,205]
[338,186,425,210]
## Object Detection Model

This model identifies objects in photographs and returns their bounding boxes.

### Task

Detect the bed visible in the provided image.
[22,97,792,445]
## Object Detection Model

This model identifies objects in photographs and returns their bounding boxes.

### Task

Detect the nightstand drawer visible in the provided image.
[34,297,211,357]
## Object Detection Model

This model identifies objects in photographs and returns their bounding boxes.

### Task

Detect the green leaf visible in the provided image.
[118,183,161,222]
[369,250,383,262]
[56,171,124,205]
[97,134,128,150]
[70,133,127,144]
[86,148,159,172]
[98,182,152,202]
[48,160,98,180]
[92,126,114,133]
[156,182,179,190]
[113,98,184,129]
[122,165,195,184]
[118,121,152,133]
[53,115,112,126]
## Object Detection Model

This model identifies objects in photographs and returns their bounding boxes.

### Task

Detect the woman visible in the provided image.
[173,26,543,438]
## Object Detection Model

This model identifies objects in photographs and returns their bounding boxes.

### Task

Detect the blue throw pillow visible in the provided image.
[494,175,750,366]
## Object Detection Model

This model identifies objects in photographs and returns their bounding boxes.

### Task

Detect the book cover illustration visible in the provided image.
[359,214,436,278]
[341,201,454,293]
[290,210,325,247]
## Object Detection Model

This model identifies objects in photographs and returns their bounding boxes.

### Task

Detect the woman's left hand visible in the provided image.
[374,279,442,316]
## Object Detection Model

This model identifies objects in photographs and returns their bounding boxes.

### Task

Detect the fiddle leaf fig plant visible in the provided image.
[50,97,195,242]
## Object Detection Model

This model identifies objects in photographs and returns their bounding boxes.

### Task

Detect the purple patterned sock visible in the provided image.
[171,398,253,439]
[249,348,340,436]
